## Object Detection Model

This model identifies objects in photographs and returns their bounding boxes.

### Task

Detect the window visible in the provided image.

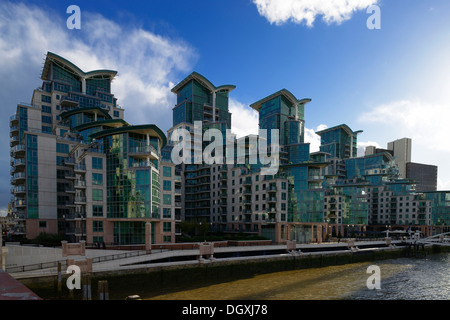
[39,221,47,228]
[93,205,103,217]
[41,95,51,103]
[163,222,172,232]
[92,173,103,185]
[93,221,103,232]
[163,208,171,218]
[93,189,103,201]
[92,157,103,170]
[163,166,172,177]
[113,110,119,117]
[42,105,52,113]
[163,180,171,191]
[42,126,52,133]
[163,194,171,205]
[42,115,52,124]
[56,143,69,153]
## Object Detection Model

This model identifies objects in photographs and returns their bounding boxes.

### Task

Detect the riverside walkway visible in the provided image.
[7,239,401,280]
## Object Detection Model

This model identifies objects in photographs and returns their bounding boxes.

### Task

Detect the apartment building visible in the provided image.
[9,52,176,245]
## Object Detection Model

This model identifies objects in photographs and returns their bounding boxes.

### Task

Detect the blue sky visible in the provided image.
[1,0,450,214]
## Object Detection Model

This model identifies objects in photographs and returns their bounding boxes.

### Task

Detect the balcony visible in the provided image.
[65,186,76,193]
[10,126,19,135]
[11,172,26,184]
[74,164,86,172]
[11,144,25,156]
[10,136,19,147]
[74,180,86,188]
[64,157,75,166]
[13,158,26,168]
[14,199,26,207]
[65,171,76,179]
[128,145,159,160]
[267,197,277,203]
[12,185,26,195]
[74,196,86,204]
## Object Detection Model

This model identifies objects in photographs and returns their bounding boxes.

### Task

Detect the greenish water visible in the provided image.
[148,253,450,300]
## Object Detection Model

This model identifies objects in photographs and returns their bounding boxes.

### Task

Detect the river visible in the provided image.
[148,252,450,300]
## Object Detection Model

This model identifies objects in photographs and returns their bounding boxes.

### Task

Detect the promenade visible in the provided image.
[7,239,401,280]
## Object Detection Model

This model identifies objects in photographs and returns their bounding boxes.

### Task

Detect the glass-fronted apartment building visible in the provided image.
[9,54,450,245]
[9,52,177,245]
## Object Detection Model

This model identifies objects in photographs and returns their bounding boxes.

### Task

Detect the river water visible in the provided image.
[148,253,450,300]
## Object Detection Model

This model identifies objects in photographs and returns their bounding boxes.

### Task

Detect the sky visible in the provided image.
[1,0,450,215]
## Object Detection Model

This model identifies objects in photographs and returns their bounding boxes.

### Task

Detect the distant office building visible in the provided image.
[406,162,437,192]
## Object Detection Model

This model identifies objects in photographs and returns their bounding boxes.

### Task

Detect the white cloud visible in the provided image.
[0,1,198,207]
[253,0,378,26]
[304,124,328,152]
[304,125,325,152]
[358,99,450,154]
[229,98,260,138]
[359,99,450,191]
[0,2,198,131]
[357,140,382,157]
[438,178,450,191]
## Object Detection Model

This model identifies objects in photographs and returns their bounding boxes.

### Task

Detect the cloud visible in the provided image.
[229,98,260,138]
[356,140,382,157]
[304,125,324,152]
[253,0,379,26]
[438,178,450,191]
[359,99,450,190]
[0,2,198,131]
[0,1,198,208]
[358,99,450,154]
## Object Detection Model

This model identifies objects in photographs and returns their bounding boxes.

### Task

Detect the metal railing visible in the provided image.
[6,249,148,273]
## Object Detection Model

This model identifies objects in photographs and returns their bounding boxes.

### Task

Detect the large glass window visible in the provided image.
[93,221,103,232]
[93,189,103,201]
[93,173,103,185]
[92,157,103,170]
[93,205,103,217]
[163,194,171,205]
[163,180,171,191]
[163,166,172,177]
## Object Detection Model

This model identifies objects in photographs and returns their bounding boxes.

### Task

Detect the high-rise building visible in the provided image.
[9,52,176,245]
[387,138,411,179]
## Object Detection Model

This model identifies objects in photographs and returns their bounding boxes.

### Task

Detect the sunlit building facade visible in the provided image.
[9,52,175,245]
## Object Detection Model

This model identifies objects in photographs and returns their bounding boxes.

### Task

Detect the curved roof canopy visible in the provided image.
[73,119,129,132]
[60,107,112,120]
[171,71,236,94]
[250,89,311,112]
[41,51,117,81]
[89,124,167,148]
[316,124,363,136]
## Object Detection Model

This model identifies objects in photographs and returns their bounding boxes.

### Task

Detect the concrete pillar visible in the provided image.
[81,78,86,94]
[145,222,152,253]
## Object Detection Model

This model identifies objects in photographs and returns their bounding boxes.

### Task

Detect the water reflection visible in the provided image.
[148,253,450,300]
